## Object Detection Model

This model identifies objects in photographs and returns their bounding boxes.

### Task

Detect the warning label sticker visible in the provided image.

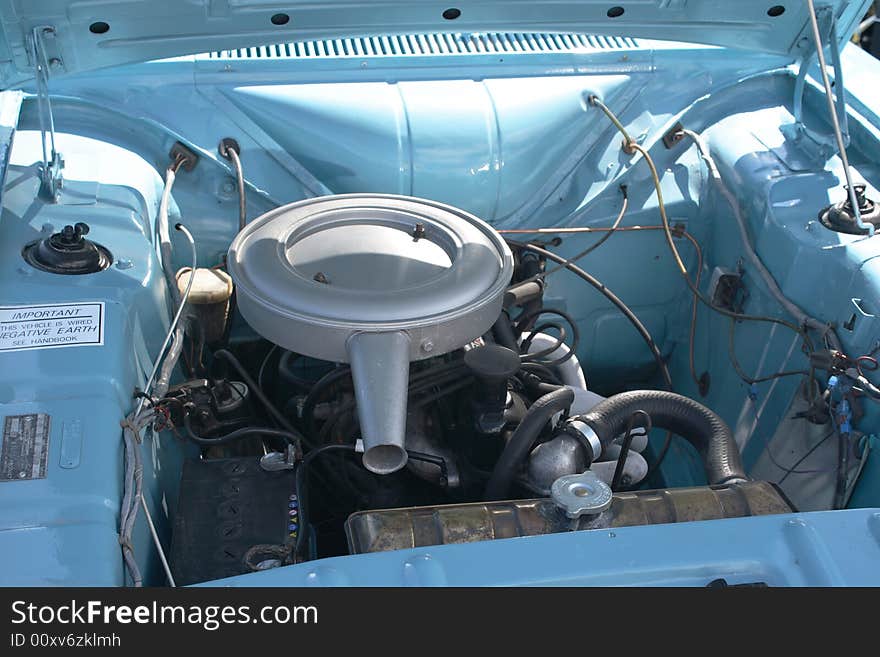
[0,302,104,353]
[0,414,50,481]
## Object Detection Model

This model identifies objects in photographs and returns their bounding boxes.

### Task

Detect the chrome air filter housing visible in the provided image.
[227,193,513,474]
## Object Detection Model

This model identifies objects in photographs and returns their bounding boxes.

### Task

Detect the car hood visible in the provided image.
[0,0,870,88]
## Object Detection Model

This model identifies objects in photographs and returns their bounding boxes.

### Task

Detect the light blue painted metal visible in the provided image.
[199,509,880,586]
[0,1,872,89]
[0,91,22,194]
[0,27,879,585]
[0,130,191,585]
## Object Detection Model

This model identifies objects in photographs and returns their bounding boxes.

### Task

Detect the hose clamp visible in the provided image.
[563,419,602,462]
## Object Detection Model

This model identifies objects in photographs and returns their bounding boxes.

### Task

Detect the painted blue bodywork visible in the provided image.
[0,1,869,88]
[203,509,880,586]
[0,4,879,585]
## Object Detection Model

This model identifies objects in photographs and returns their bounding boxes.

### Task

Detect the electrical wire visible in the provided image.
[587,98,815,355]
[300,366,352,435]
[515,307,580,367]
[294,444,357,561]
[213,349,310,448]
[156,157,187,310]
[182,413,300,447]
[727,318,811,384]
[505,221,705,391]
[257,344,278,392]
[677,127,841,351]
[627,140,813,350]
[612,410,652,491]
[504,238,674,392]
[506,236,680,486]
[776,428,837,483]
[540,185,629,277]
[497,185,628,284]
[521,322,567,361]
[682,230,704,391]
[500,223,703,389]
[589,95,636,148]
[120,223,196,588]
[585,98,817,394]
[316,368,474,443]
[227,147,247,230]
[139,493,175,587]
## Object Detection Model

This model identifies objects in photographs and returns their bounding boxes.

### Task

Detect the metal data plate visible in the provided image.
[0,414,50,481]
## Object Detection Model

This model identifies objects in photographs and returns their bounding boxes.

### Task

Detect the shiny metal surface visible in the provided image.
[551,470,613,519]
[527,434,587,492]
[228,194,513,362]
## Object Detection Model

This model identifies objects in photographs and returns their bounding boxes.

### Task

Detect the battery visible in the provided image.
[170,456,296,585]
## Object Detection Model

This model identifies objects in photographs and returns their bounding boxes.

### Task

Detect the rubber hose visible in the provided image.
[579,390,747,485]
[485,386,575,500]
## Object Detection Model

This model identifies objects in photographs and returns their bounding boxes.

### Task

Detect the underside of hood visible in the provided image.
[0,1,871,89]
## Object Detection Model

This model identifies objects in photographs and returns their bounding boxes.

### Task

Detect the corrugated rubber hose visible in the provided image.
[579,390,747,485]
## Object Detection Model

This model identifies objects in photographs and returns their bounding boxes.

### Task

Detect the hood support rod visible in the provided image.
[29,26,64,202]
[805,0,872,236]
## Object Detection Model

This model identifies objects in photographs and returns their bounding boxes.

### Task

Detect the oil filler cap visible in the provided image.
[23,222,112,274]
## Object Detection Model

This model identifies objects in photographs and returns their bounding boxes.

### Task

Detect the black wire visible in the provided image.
[519,362,564,386]
[294,444,357,561]
[182,412,300,447]
[213,349,310,447]
[522,323,567,363]
[520,321,565,355]
[303,357,468,439]
[277,350,321,390]
[727,318,811,384]
[410,378,474,408]
[611,410,651,491]
[300,365,352,435]
[516,307,580,367]
[776,428,837,483]
[505,239,673,392]
[508,239,679,481]
[834,421,849,509]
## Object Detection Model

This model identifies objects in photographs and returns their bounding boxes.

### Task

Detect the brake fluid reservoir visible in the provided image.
[175,267,233,343]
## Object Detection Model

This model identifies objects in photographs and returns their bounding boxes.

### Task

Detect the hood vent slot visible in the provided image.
[208,33,638,60]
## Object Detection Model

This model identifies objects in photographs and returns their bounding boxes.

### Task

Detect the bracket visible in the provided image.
[29,26,64,202]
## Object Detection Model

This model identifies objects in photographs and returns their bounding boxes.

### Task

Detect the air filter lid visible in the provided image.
[228,194,512,362]
[228,194,512,474]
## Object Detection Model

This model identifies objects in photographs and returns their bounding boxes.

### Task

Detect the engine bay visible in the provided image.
[1,39,879,586]
[159,194,797,583]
